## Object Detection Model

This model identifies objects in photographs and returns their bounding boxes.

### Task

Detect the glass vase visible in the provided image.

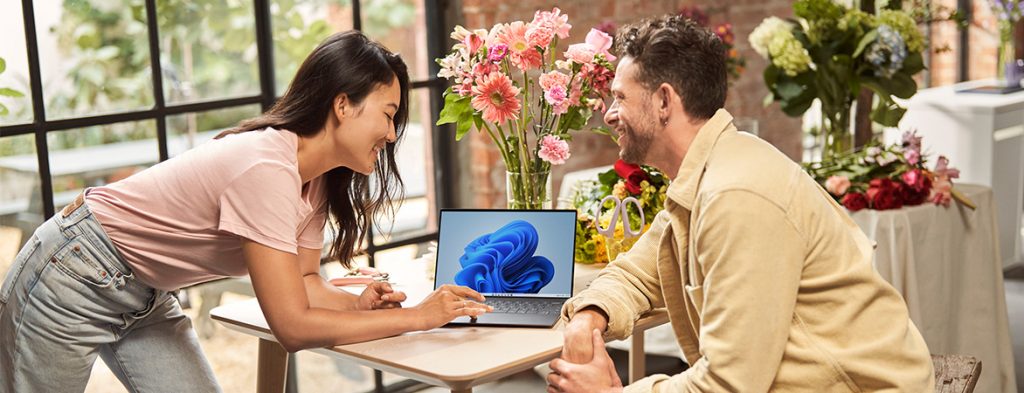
[819,102,854,162]
[506,170,552,209]
[998,31,1021,87]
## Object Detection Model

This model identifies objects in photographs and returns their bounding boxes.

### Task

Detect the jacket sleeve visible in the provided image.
[626,190,805,393]
[561,210,670,340]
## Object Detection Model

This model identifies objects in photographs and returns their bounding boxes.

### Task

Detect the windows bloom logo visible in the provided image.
[454,220,555,293]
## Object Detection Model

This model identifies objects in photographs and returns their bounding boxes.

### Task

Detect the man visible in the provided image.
[546,15,934,393]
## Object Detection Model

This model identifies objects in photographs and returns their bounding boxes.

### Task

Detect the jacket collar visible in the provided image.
[666,109,735,210]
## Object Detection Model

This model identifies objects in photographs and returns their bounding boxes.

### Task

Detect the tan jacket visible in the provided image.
[564,110,934,392]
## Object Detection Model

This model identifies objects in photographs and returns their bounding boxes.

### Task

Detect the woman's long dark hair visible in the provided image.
[218,30,409,267]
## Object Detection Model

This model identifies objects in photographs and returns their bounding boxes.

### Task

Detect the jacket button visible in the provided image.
[50,257,57,263]
[73,245,80,252]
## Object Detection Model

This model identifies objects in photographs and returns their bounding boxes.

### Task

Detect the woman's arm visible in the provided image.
[296,246,361,311]
[242,239,490,352]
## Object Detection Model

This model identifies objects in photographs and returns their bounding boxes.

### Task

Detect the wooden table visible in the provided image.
[211,263,669,393]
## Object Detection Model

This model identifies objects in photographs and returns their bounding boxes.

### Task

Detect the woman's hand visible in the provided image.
[412,284,493,330]
[357,281,408,310]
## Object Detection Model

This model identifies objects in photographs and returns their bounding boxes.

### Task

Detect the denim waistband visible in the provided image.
[47,189,145,292]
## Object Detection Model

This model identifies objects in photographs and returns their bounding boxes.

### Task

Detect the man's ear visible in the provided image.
[656,83,677,122]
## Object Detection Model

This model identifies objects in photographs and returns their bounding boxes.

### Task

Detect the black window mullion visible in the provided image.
[20,0,55,219]
[254,0,276,110]
[425,0,453,210]
[144,0,169,162]
[352,0,362,31]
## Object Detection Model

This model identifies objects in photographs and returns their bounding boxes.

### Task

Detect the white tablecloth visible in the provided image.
[851,184,1016,393]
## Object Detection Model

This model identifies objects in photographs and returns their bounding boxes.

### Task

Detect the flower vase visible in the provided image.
[998,32,1022,87]
[819,102,854,161]
[604,232,640,262]
[506,170,552,209]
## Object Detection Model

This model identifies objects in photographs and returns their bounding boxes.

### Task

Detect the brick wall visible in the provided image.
[450,0,1002,208]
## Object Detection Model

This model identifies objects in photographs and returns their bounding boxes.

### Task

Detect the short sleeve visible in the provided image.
[218,161,302,254]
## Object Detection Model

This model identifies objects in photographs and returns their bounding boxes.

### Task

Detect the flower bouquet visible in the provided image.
[749,0,926,159]
[570,160,668,264]
[804,131,974,212]
[435,8,616,209]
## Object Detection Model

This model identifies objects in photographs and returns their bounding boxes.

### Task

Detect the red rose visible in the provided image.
[899,170,933,206]
[614,159,649,195]
[866,178,903,210]
[842,192,869,212]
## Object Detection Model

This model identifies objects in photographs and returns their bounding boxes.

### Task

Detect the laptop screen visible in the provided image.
[434,209,577,298]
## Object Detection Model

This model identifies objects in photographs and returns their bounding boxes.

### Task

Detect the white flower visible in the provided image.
[749,17,790,58]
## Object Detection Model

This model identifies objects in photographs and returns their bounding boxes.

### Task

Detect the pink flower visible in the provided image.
[825,175,851,196]
[525,24,555,48]
[904,149,920,166]
[464,33,484,55]
[931,177,953,206]
[531,8,571,40]
[585,28,616,61]
[488,43,509,62]
[901,169,924,190]
[934,155,960,179]
[538,135,571,165]
[544,85,570,114]
[471,72,521,124]
[496,21,543,70]
[902,130,923,151]
[539,70,570,91]
[588,97,607,113]
[564,43,596,64]
[472,62,498,76]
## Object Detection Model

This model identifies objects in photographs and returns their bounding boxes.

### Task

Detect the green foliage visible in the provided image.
[755,0,927,149]
[0,57,25,117]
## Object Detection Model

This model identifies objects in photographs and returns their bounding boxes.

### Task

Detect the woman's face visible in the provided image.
[336,78,401,175]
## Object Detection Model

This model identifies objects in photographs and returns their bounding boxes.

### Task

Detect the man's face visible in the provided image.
[603,57,658,164]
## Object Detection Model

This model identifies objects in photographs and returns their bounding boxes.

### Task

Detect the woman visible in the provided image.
[0,31,490,392]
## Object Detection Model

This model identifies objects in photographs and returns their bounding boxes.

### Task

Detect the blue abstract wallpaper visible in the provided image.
[453,220,555,293]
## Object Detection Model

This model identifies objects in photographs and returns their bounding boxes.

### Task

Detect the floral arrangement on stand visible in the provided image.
[804,131,974,212]
[570,160,668,264]
[435,8,616,209]
[749,0,926,160]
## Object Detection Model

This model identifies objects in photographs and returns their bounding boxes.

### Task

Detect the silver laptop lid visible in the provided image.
[434,209,577,299]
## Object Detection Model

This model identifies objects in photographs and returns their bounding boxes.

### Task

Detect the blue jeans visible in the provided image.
[0,198,221,392]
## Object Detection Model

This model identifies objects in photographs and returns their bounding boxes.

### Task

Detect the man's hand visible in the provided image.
[562,308,609,363]
[357,282,407,310]
[547,329,623,393]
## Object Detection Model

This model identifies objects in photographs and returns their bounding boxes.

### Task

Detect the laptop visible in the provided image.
[434,209,577,327]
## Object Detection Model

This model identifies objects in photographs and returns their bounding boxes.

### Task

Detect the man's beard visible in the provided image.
[618,116,656,164]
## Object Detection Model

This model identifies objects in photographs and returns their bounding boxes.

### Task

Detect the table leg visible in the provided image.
[257,339,289,393]
[450,389,472,393]
[629,333,645,383]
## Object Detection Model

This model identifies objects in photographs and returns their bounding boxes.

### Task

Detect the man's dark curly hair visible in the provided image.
[615,14,727,120]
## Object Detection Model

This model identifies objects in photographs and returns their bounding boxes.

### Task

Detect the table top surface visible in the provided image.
[211,263,669,389]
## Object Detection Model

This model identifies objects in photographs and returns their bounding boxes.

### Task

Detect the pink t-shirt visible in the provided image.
[86,128,327,290]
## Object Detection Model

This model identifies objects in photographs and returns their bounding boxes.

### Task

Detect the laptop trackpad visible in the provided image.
[448,312,560,327]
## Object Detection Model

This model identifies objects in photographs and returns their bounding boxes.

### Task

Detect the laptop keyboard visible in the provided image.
[484,298,565,315]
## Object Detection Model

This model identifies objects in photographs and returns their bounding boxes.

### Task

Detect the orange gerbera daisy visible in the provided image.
[497,21,543,70]
[471,72,521,124]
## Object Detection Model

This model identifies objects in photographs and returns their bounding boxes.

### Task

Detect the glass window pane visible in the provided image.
[271,0,354,95]
[0,134,42,272]
[373,87,435,244]
[46,120,158,208]
[361,0,429,82]
[0,1,34,126]
[36,0,155,120]
[167,104,261,157]
[157,0,260,104]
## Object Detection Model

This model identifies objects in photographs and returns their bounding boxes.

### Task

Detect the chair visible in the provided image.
[931,354,982,393]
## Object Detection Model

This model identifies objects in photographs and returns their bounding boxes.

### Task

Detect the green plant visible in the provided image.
[750,0,926,159]
[0,57,26,117]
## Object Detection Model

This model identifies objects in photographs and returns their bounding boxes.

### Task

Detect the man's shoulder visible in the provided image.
[697,131,803,208]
